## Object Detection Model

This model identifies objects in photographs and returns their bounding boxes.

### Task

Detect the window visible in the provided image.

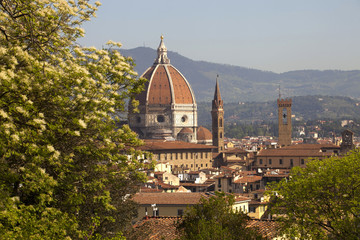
[269,159,272,165]
[282,108,288,124]
[301,159,305,165]
[201,164,203,167]
[136,116,141,123]
[178,209,184,216]
[290,159,293,167]
[279,159,283,165]
[157,115,165,122]
[181,115,187,122]
[259,159,263,165]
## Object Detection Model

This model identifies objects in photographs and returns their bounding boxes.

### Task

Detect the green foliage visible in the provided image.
[177,192,264,240]
[0,1,146,239]
[267,150,360,239]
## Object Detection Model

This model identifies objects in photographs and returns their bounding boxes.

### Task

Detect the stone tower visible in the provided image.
[212,77,224,152]
[340,129,354,154]
[277,98,292,146]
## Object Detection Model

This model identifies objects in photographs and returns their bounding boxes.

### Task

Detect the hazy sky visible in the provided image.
[78,0,360,73]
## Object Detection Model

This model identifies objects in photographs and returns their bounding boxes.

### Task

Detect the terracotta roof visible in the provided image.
[285,143,340,150]
[130,217,279,239]
[129,216,180,240]
[234,196,251,202]
[139,140,216,151]
[133,192,206,205]
[225,148,248,154]
[234,175,262,184]
[256,147,335,157]
[249,200,268,205]
[180,182,213,187]
[196,126,212,141]
[140,187,163,193]
[239,171,257,176]
[157,182,179,189]
[247,219,279,239]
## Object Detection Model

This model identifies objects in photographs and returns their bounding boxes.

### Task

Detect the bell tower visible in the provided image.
[212,76,224,152]
[340,129,354,154]
[277,98,292,146]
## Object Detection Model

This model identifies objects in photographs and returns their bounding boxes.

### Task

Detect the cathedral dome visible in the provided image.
[179,127,193,134]
[129,36,197,141]
[197,126,212,141]
[136,36,196,106]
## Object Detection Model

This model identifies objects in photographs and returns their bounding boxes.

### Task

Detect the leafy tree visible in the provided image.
[0,0,146,239]
[267,150,360,239]
[176,192,264,240]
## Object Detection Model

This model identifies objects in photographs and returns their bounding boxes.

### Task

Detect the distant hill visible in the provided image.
[120,47,360,103]
[197,95,360,125]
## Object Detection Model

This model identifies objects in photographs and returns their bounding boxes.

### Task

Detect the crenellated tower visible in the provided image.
[277,98,292,146]
[212,76,224,152]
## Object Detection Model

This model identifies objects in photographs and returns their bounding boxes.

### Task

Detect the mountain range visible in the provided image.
[120,47,360,103]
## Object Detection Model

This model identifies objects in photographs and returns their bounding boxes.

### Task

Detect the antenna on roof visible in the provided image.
[278,84,281,99]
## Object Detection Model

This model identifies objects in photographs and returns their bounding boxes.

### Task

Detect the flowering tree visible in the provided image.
[0,0,146,239]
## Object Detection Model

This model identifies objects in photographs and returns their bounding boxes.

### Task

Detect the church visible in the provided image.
[129,36,220,149]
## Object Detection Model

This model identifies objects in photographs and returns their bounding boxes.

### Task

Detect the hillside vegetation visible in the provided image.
[198,95,360,124]
[121,47,360,103]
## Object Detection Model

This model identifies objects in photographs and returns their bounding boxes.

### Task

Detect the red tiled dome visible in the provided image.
[197,126,212,141]
[179,127,193,134]
[136,36,195,106]
[137,65,195,105]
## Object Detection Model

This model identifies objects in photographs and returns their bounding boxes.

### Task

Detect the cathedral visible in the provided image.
[129,36,217,146]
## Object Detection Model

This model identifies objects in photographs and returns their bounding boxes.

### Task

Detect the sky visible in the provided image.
[78,0,360,73]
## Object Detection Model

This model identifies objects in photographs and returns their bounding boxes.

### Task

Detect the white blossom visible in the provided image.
[47,145,55,152]
[0,109,8,118]
[53,151,60,159]
[11,134,19,141]
[78,119,87,129]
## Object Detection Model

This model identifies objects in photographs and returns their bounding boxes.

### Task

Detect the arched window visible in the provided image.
[282,108,288,124]
[220,118,223,127]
